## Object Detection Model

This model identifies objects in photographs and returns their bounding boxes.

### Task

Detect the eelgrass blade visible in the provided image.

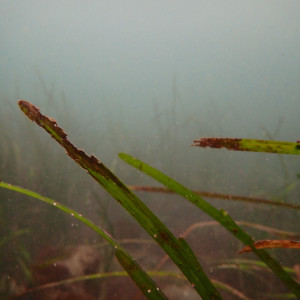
[118,153,300,297]
[115,249,168,299]
[18,100,222,299]
[120,250,251,300]
[181,221,300,240]
[240,240,300,253]
[0,181,167,300]
[129,185,300,211]
[0,182,118,247]
[13,271,181,298]
[219,258,296,275]
[192,137,300,155]
[12,269,250,300]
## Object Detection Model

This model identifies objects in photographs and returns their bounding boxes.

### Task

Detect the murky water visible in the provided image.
[1,1,300,299]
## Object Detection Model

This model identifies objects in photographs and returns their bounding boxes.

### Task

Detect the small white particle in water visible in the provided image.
[53,202,57,206]
[156,288,160,291]
[78,214,82,217]
[154,234,157,238]
[71,223,74,227]
[114,245,118,249]
[147,289,151,293]
[71,213,74,216]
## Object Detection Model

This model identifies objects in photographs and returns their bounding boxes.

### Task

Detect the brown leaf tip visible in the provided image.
[18,100,41,123]
[239,239,300,253]
[192,137,242,150]
[18,100,67,139]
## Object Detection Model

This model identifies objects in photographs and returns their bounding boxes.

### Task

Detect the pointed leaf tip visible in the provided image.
[18,100,41,122]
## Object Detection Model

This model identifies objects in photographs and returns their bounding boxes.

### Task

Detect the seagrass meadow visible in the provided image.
[0,99,299,299]
[1,1,300,299]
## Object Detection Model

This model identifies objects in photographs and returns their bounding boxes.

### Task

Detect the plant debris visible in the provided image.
[239,240,300,253]
[192,137,300,155]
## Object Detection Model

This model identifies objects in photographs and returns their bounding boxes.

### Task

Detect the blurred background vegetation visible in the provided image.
[1,1,300,299]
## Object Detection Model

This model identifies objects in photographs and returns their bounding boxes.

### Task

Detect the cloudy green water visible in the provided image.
[1,1,300,299]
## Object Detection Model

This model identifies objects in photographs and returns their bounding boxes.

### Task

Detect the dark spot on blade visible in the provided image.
[193,138,242,150]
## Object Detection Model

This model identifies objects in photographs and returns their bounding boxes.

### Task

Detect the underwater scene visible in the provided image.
[1,1,300,299]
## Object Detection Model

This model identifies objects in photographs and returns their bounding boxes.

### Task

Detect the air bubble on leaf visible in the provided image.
[53,202,57,206]
[147,289,151,293]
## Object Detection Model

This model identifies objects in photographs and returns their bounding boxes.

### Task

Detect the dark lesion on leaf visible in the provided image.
[18,100,42,123]
[192,137,242,150]
[18,100,123,183]
[18,100,67,139]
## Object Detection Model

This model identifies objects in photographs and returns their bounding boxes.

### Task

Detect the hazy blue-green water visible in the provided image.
[1,1,300,299]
